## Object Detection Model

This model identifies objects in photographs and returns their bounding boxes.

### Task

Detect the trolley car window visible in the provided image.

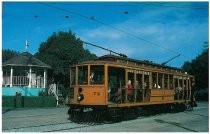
[188,77,192,90]
[179,78,183,90]
[158,73,163,89]
[128,69,134,86]
[174,76,179,90]
[136,71,143,89]
[164,74,168,89]
[183,77,187,90]
[78,66,88,85]
[108,67,125,88]
[169,75,173,89]
[108,67,125,95]
[70,67,76,85]
[144,71,150,89]
[152,72,157,89]
[90,65,104,85]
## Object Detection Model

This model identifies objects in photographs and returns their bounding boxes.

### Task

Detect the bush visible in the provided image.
[196,88,209,101]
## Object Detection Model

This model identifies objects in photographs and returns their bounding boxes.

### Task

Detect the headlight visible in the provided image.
[77,94,84,101]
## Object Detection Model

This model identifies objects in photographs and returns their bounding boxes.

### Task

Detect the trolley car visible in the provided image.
[68,54,195,122]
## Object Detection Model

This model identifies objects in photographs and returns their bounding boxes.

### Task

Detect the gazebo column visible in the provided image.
[10,66,13,87]
[44,69,47,88]
[28,67,32,88]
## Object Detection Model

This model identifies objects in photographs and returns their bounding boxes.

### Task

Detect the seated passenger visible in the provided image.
[126,80,133,101]
[154,84,161,89]
[135,81,142,101]
[112,87,122,103]
[127,80,133,93]
[90,72,95,82]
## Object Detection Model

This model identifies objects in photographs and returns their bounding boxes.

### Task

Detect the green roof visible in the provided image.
[3,52,51,69]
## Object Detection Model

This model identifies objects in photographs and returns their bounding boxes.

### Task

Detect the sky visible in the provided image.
[2,1,209,68]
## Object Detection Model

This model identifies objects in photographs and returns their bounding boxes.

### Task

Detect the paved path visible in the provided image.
[2,102,209,132]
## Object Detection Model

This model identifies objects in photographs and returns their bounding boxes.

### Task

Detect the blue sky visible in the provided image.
[2,2,209,68]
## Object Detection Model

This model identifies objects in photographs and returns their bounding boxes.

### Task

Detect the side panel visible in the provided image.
[71,86,107,105]
[150,89,175,102]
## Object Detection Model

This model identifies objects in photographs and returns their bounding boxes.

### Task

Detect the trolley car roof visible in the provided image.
[77,55,182,72]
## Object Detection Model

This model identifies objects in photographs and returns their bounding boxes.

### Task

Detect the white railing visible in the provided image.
[31,77,44,88]
[12,76,29,87]
[2,76,44,88]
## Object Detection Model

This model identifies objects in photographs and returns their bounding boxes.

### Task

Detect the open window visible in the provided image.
[152,72,157,89]
[78,66,88,85]
[128,69,135,86]
[158,73,163,89]
[108,66,125,102]
[136,71,143,89]
[164,74,168,89]
[90,65,104,85]
[169,75,173,89]
[70,67,76,86]
[144,71,150,89]
[108,67,125,90]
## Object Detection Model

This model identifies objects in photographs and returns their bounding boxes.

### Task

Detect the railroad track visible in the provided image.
[2,112,62,119]
[1,110,182,132]
[3,105,205,132]
[3,112,108,132]
[3,119,113,132]
[3,112,144,132]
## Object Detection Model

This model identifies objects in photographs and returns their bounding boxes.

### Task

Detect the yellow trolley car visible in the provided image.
[68,54,195,122]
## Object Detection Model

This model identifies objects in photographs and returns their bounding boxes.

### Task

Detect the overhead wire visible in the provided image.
[3,14,71,19]
[51,2,208,10]
[3,2,207,66]
[37,2,207,62]
[143,2,208,10]
[38,2,182,56]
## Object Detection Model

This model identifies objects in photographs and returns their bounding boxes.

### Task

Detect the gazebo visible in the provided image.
[2,52,51,96]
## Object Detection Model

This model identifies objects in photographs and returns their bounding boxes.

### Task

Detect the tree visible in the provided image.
[2,49,19,62]
[182,45,209,100]
[35,30,97,88]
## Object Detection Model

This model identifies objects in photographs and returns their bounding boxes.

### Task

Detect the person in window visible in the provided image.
[90,72,95,82]
[113,85,122,103]
[127,80,133,102]
[154,83,161,89]
[135,81,141,102]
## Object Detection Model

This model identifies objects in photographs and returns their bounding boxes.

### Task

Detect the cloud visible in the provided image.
[79,26,126,41]
[73,2,208,67]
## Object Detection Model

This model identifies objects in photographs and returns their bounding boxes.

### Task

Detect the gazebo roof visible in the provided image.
[3,52,51,69]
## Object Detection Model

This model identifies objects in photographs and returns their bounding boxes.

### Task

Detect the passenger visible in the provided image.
[113,87,122,103]
[108,79,112,93]
[135,81,140,89]
[126,80,133,102]
[108,80,112,101]
[135,81,141,102]
[154,83,161,89]
[154,83,156,88]
[127,80,133,93]
[90,72,95,82]
[144,82,147,89]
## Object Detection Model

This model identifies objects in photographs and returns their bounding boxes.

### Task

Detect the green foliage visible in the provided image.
[2,49,19,62]
[58,84,69,98]
[35,30,97,87]
[182,46,209,90]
